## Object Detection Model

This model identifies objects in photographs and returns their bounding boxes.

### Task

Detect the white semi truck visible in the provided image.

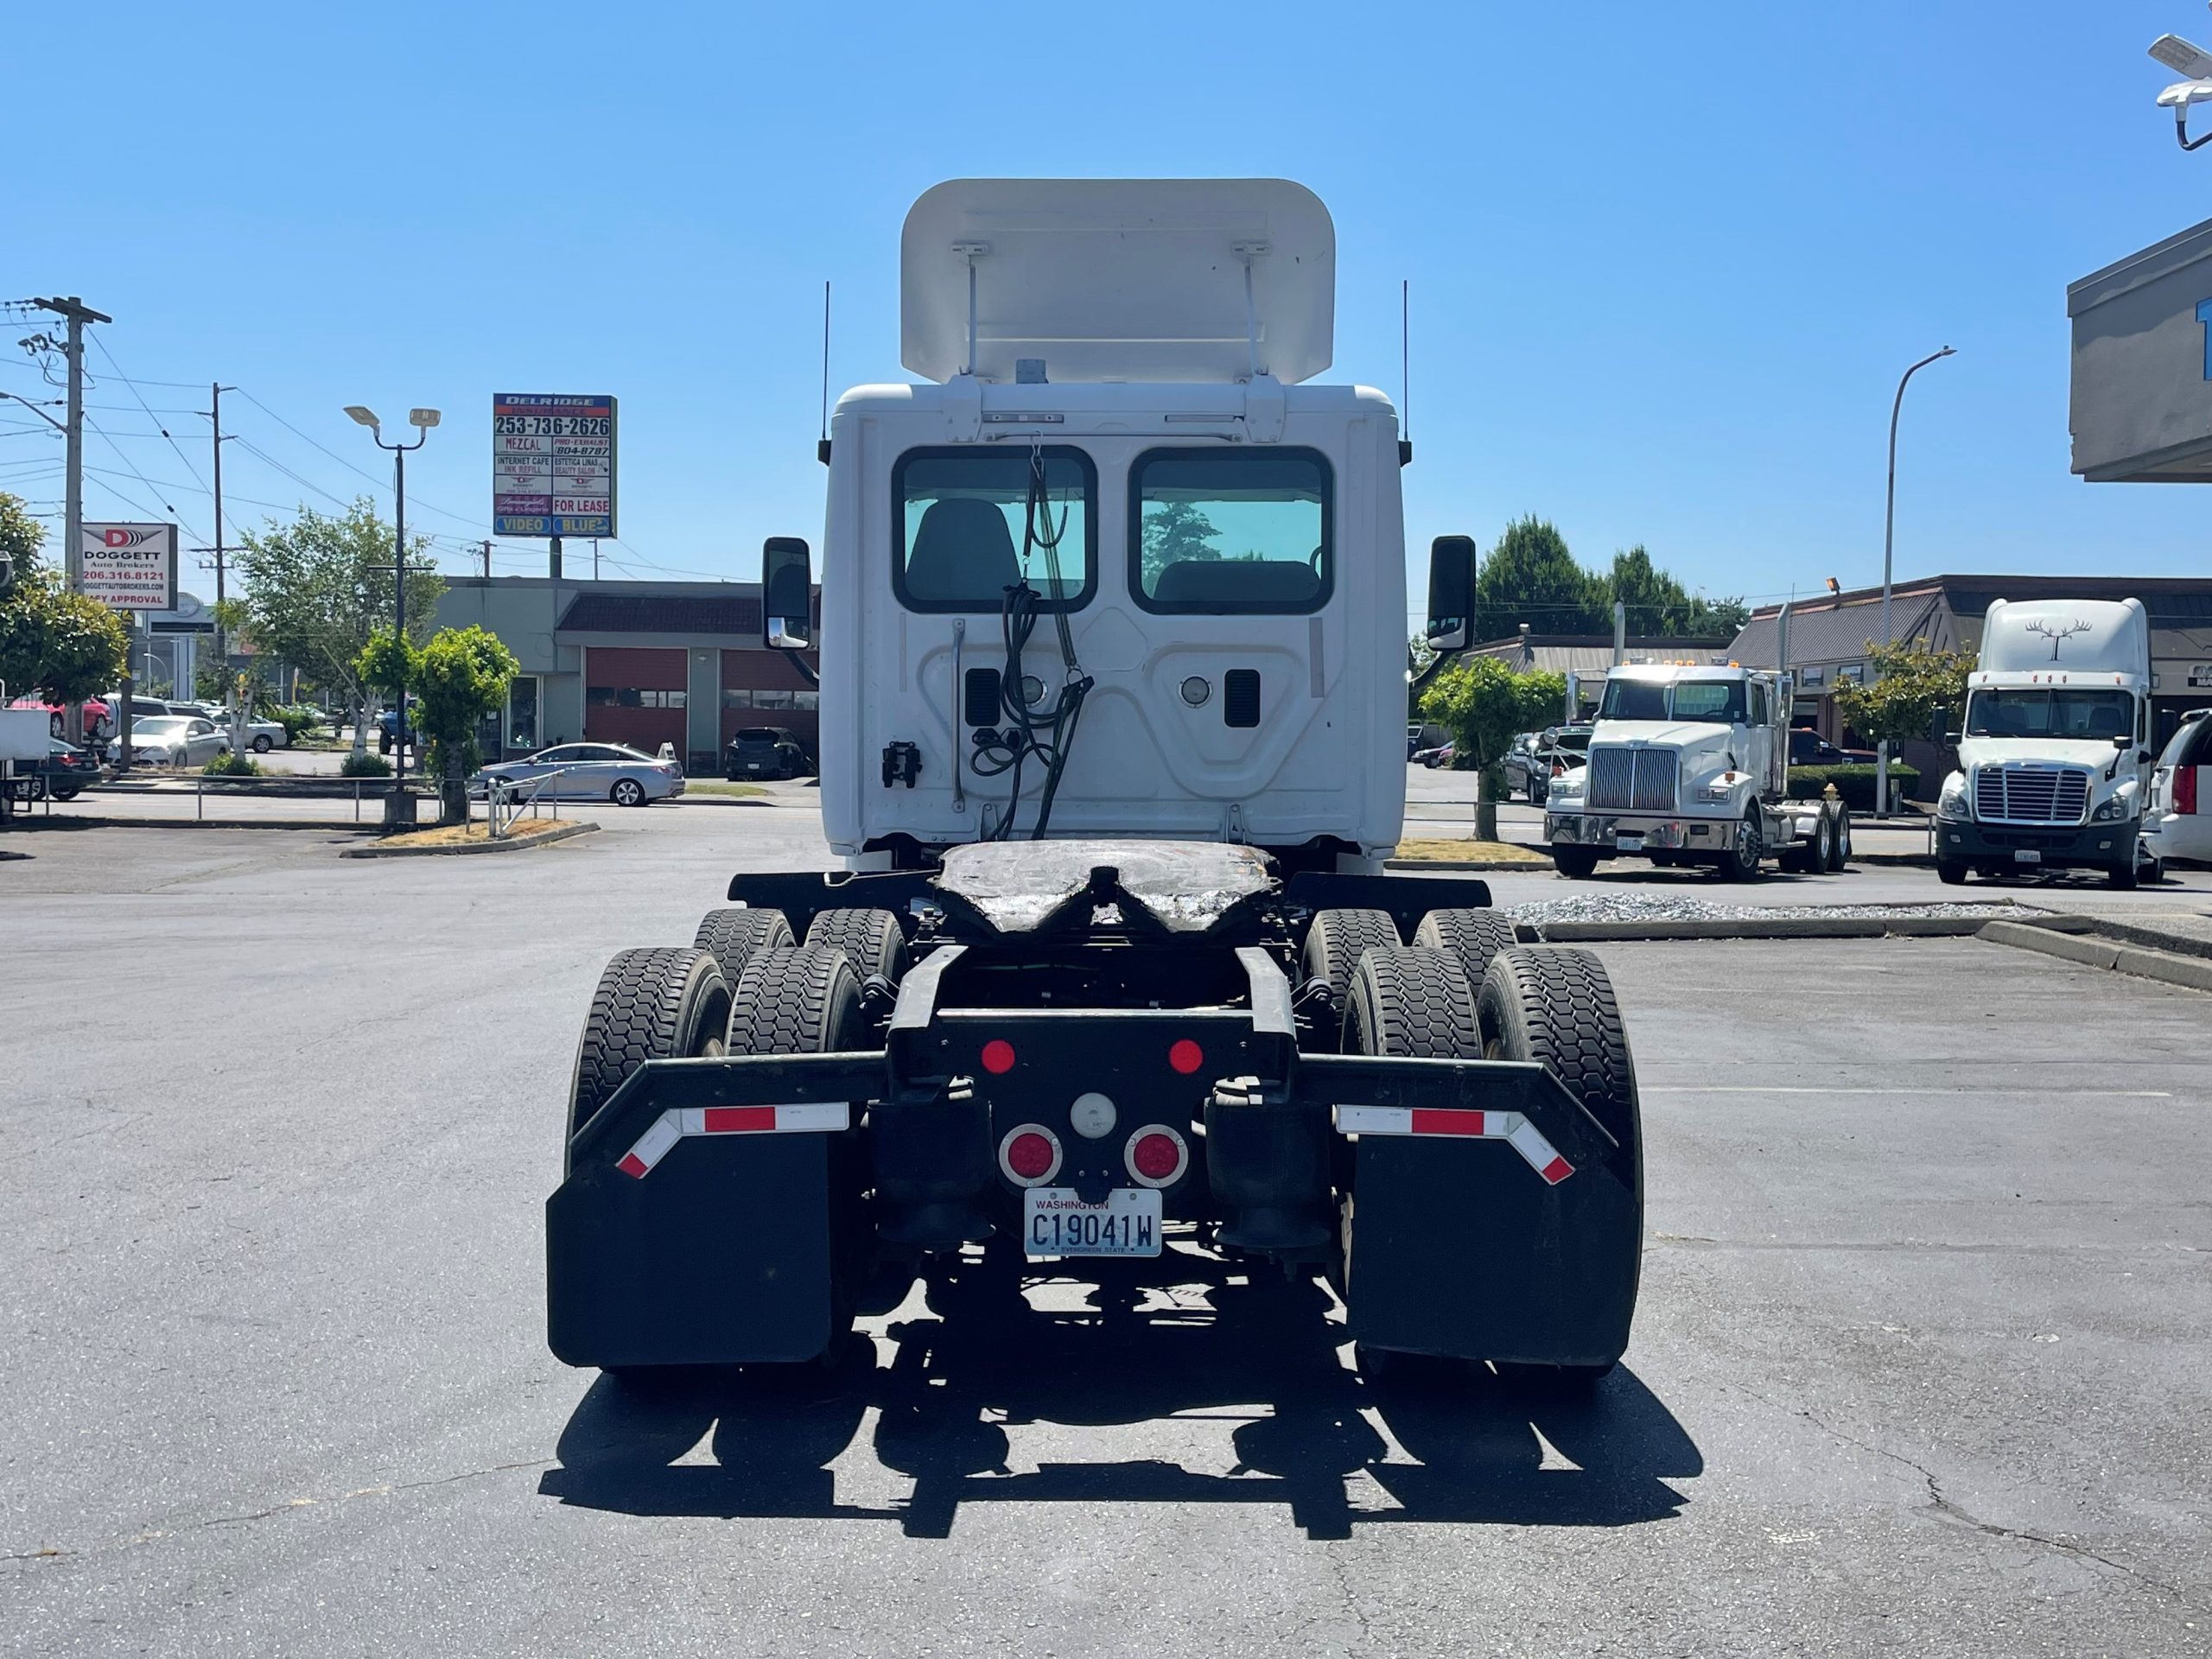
[547,180,1648,1389]
[1934,597,2156,888]
[1543,662,1852,880]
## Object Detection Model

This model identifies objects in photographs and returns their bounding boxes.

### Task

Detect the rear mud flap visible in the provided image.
[548,1128,863,1370]
[1345,1134,1638,1364]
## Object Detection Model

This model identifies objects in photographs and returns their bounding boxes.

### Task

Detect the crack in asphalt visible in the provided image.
[0,1457,556,1567]
[1321,1545,1379,1656]
[1775,1398,2209,1617]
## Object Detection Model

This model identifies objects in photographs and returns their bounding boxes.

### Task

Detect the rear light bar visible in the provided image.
[1334,1104,1575,1185]
[2177,766,2198,817]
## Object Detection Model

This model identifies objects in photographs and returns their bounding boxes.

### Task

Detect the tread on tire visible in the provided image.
[567,947,732,1172]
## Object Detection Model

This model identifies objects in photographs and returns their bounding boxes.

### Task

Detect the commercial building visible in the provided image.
[428,576,819,770]
[1728,575,2212,791]
[2068,216,2212,483]
[1462,632,1735,719]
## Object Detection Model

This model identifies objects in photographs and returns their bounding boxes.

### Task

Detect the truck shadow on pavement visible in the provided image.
[540,1250,1701,1539]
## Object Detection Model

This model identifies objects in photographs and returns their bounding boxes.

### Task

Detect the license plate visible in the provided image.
[746,763,767,773]
[2013,849,2042,864]
[1616,835,1645,853]
[1022,1187,1162,1258]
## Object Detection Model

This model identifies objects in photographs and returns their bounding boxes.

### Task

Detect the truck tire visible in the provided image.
[2107,855,2139,892]
[1936,858,1968,886]
[692,906,795,982]
[1344,945,1481,1061]
[727,944,866,1055]
[1552,847,1600,880]
[1300,909,1402,1050]
[1826,804,1853,872]
[1476,946,1643,1388]
[1413,908,1517,993]
[1716,808,1763,882]
[804,906,908,985]
[566,947,733,1173]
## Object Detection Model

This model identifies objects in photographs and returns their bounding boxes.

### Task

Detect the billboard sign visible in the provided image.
[80,522,178,613]
[493,393,616,537]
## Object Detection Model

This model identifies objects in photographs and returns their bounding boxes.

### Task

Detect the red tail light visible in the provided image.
[2178,766,2198,817]
[999,1124,1061,1185]
[1124,1124,1189,1187]
[1167,1039,1204,1075]
[980,1039,1017,1075]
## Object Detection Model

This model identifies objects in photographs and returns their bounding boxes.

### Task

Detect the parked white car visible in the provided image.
[470,743,685,807]
[109,716,231,768]
[2142,709,2209,874]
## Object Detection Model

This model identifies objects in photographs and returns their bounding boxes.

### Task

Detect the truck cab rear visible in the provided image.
[546,181,1650,1393]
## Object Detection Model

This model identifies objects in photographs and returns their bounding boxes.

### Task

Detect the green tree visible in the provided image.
[0,566,130,709]
[1140,499,1220,586]
[0,492,43,592]
[1833,639,1976,749]
[1419,657,1567,839]
[359,624,518,823]
[235,499,443,739]
[1477,516,1607,636]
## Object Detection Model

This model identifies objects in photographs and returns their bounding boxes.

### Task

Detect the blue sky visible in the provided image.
[5,2,2210,620]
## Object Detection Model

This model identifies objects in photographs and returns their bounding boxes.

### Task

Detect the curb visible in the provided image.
[1386,859,1551,873]
[1529,914,2005,943]
[1978,918,2212,994]
[31,815,378,831]
[340,822,600,859]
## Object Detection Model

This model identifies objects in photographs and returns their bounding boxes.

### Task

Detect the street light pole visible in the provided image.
[346,404,440,829]
[1878,345,1955,817]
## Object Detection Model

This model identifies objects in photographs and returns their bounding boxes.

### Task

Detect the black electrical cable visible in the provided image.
[970,446,1092,840]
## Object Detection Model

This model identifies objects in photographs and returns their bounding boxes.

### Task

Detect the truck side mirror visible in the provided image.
[762,537,812,652]
[2112,733,2132,751]
[1425,535,1475,653]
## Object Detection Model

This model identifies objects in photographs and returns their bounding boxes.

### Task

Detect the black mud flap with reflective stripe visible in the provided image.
[1298,1055,1639,1366]
[546,1052,884,1369]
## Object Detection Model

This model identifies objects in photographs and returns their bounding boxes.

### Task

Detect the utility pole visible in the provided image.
[592,537,601,580]
[207,384,236,666]
[480,538,492,579]
[33,296,110,747]
[1878,345,1955,817]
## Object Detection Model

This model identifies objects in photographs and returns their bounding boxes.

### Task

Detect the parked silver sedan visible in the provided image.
[106,715,231,768]
[470,743,685,807]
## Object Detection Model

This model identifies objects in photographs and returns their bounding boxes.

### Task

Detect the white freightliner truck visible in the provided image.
[1542,662,1853,880]
[546,181,1647,1389]
[1933,597,2156,888]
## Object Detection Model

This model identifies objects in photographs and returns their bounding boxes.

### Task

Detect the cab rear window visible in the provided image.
[1129,448,1332,614]
[893,448,1095,613]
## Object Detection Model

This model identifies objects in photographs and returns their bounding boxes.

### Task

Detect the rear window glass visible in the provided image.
[2158,715,2209,768]
[734,728,785,743]
[894,448,1094,613]
[1130,448,1332,613]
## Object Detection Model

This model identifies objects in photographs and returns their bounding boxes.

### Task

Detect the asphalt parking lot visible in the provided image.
[2,817,2208,1656]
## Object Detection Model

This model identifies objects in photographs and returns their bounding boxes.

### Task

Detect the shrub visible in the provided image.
[1785,763,1917,811]
[340,749,392,778]
[202,750,263,777]
[274,704,323,744]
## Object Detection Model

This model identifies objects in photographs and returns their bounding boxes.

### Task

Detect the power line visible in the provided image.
[90,335,208,493]
[79,414,207,543]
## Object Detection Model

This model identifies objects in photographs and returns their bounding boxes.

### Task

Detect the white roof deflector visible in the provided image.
[900,179,1336,386]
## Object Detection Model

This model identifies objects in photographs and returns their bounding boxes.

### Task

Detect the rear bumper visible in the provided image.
[1935,815,2135,870]
[2142,812,2212,861]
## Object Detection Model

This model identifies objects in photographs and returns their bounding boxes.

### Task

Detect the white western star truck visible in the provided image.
[1933,597,2156,888]
[1542,662,1853,880]
[547,180,1645,1389]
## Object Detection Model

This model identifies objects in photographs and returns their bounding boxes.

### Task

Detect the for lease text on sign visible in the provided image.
[493,393,616,537]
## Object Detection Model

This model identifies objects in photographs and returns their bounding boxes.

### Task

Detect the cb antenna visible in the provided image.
[817,280,833,466]
[1398,278,1414,466]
